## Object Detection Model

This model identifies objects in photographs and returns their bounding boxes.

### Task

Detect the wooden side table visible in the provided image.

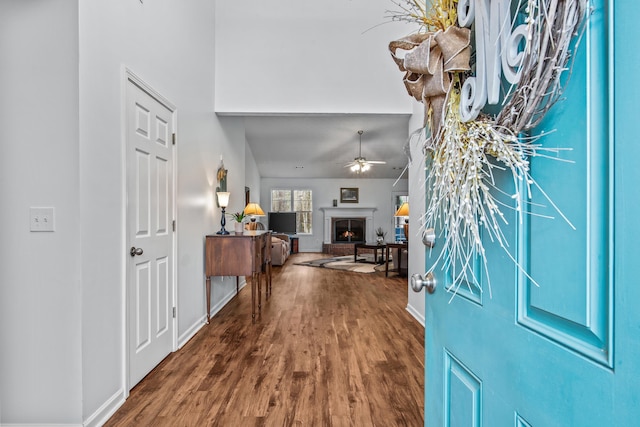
[289,236,299,254]
[385,242,408,277]
[354,243,386,264]
[205,231,271,323]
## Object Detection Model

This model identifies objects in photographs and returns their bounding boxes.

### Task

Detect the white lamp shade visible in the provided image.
[216,192,230,208]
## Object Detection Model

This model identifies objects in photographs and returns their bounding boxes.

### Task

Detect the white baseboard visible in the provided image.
[0,388,124,427]
[406,304,425,327]
[177,279,247,348]
[0,387,124,427]
[83,388,126,427]
[177,315,205,349]
[209,280,245,316]
[0,423,82,427]
[2,424,82,427]
[211,279,246,315]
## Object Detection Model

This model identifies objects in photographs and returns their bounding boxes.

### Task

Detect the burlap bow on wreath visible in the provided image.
[389,26,471,139]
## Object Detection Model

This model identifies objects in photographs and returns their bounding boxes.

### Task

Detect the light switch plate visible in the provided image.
[30,207,55,232]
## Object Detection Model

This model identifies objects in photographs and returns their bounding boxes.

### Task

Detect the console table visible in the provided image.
[205,231,271,323]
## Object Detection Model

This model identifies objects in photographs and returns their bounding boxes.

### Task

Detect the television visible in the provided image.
[268,212,297,234]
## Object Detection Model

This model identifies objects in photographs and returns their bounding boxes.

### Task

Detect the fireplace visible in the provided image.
[332,218,365,244]
[320,207,377,245]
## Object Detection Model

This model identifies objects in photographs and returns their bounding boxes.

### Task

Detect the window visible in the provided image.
[271,189,312,234]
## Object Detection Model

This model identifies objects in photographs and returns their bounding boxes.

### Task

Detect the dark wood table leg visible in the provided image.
[251,273,256,321]
[385,247,390,277]
[262,263,269,302]
[251,274,256,322]
[236,276,239,294]
[206,276,211,324]
[257,271,262,310]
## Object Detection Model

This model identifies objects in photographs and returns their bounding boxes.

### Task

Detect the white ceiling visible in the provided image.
[214,0,420,180]
[243,113,413,179]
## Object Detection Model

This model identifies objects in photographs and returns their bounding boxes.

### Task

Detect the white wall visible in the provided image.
[1,0,251,425]
[0,1,83,424]
[245,139,262,205]
[214,0,412,115]
[260,178,408,252]
[173,115,246,346]
[78,1,248,423]
[406,101,427,326]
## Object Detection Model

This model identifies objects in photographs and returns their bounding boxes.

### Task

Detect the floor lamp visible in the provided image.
[394,202,409,241]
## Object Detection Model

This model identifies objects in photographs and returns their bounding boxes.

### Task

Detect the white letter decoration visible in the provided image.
[458,0,528,122]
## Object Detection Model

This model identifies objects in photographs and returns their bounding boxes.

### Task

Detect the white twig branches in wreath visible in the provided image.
[388,0,589,297]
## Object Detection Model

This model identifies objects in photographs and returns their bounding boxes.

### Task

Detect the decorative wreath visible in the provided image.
[388,0,589,295]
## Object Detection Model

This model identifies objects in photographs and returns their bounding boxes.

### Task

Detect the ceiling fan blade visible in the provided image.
[366,160,387,164]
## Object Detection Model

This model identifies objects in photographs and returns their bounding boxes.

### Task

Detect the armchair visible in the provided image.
[271,234,291,266]
[245,221,265,230]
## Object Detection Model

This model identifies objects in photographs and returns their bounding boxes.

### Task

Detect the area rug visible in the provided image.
[295,255,387,274]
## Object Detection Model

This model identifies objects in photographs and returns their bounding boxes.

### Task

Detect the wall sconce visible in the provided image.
[216,192,231,235]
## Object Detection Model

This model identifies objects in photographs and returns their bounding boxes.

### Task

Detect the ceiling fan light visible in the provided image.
[346,130,381,174]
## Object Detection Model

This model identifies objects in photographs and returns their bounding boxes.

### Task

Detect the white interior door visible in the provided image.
[126,75,175,388]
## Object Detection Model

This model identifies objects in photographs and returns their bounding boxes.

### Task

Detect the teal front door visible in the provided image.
[423,1,640,425]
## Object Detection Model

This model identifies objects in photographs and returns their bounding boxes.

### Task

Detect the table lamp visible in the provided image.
[216,192,231,235]
[243,202,265,230]
[394,202,409,241]
[243,202,265,222]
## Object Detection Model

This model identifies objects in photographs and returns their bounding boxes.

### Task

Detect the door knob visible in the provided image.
[411,272,436,294]
[130,247,144,257]
[422,227,436,248]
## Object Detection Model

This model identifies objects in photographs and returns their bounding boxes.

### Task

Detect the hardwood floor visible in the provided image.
[105,253,425,427]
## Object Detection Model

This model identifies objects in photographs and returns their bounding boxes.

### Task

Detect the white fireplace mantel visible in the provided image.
[320,207,378,244]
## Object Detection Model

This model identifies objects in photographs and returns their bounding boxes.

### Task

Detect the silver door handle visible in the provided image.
[423,228,436,248]
[411,272,436,294]
[130,247,143,257]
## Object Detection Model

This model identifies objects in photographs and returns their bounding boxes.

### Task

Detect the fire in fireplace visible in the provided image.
[332,217,366,244]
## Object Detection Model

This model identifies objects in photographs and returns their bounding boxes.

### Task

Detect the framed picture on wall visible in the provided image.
[340,187,359,203]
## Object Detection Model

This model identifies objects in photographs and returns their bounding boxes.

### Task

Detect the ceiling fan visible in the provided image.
[344,130,386,173]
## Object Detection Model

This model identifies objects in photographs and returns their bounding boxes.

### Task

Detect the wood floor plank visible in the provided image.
[105,253,424,426]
